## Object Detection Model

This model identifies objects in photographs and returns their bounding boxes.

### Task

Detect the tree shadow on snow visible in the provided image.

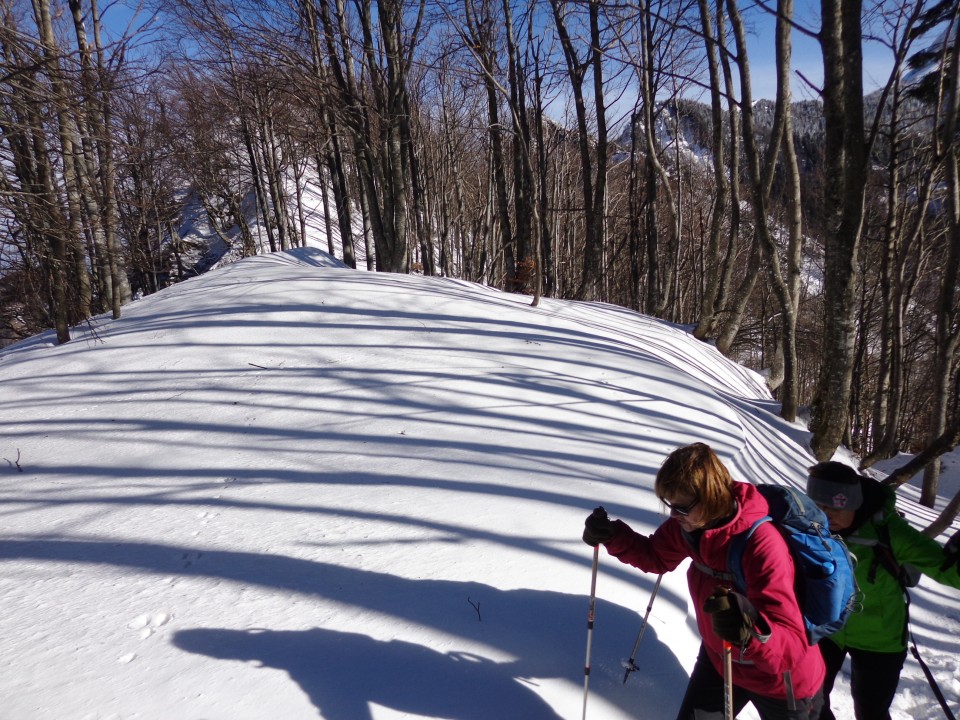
[0,537,688,717]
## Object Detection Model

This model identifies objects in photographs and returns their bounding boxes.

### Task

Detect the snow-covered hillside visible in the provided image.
[1,248,958,719]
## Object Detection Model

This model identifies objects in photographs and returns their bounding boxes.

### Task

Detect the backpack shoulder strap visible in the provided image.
[727,516,772,592]
[872,515,914,643]
[865,513,915,590]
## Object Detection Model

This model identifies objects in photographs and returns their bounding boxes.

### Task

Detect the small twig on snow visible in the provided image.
[467,596,481,622]
[5,449,23,472]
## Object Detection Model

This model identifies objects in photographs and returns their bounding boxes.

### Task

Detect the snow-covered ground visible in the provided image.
[1,247,957,720]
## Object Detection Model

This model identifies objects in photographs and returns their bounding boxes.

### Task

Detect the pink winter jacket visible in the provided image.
[603,481,825,701]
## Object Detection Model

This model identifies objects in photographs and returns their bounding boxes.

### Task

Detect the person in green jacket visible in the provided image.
[805,461,960,720]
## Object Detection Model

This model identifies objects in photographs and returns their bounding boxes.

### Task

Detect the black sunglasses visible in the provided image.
[661,496,700,516]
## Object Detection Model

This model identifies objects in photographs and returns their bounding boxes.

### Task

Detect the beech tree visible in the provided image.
[0,0,132,344]
[548,0,609,301]
[725,0,803,421]
[919,5,960,506]
[810,0,881,459]
[4,0,957,491]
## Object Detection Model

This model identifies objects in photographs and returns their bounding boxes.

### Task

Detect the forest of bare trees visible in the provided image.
[1,0,958,522]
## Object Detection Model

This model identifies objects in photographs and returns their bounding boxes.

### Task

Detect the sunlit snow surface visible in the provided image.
[1,248,957,719]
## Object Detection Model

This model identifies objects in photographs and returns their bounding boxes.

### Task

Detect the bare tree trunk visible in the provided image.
[776,0,804,420]
[325,129,357,268]
[531,28,554,299]
[254,91,290,251]
[91,0,129,314]
[464,0,515,288]
[549,0,607,301]
[502,0,532,285]
[693,0,730,340]
[68,0,104,311]
[37,147,72,342]
[922,15,960,507]
[810,0,869,459]
[716,236,761,354]
[322,0,420,273]
[357,172,375,271]
[317,158,336,255]
[31,0,78,342]
[717,7,743,322]
[232,73,275,252]
[634,0,678,315]
[402,93,433,275]
[726,0,800,420]
[586,0,607,302]
[863,73,923,467]
[626,110,642,311]
[924,489,960,538]
[883,419,960,490]
[303,0,356,266]
[854,2,936,467]
[877,419,960,536]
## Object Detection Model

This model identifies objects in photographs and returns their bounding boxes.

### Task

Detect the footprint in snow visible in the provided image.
[128,612,172,639]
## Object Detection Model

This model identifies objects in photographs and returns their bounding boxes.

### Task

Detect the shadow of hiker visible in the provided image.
[0,537,690,716]
[173,626,563,720]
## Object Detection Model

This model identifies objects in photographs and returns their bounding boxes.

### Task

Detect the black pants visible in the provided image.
[676,645,823,720]
[818,638,907,720]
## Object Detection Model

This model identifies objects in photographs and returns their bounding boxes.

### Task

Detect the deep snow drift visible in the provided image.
[1,248,958,719]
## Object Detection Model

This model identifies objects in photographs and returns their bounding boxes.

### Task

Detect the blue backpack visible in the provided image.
[699,484,859,645]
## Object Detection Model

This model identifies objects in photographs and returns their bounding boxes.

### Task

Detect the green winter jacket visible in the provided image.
[828,478,960,653]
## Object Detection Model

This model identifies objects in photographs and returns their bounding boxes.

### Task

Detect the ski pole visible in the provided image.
[582,544,600,720]
[910,631,957,720]
[622,573,664,683]
[722,640,734,720]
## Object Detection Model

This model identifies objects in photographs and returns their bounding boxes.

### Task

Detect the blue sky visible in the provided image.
[96,0,900,107]
[744,0,898,101]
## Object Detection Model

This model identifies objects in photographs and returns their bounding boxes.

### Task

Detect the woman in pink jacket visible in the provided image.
[583,443,825,719]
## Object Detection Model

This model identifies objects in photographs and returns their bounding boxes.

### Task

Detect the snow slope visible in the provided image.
[1,247,958,720]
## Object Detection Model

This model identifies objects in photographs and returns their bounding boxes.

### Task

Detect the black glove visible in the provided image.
[703,588,757,645]
[582,506,615,547]
[942,528,960,572]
